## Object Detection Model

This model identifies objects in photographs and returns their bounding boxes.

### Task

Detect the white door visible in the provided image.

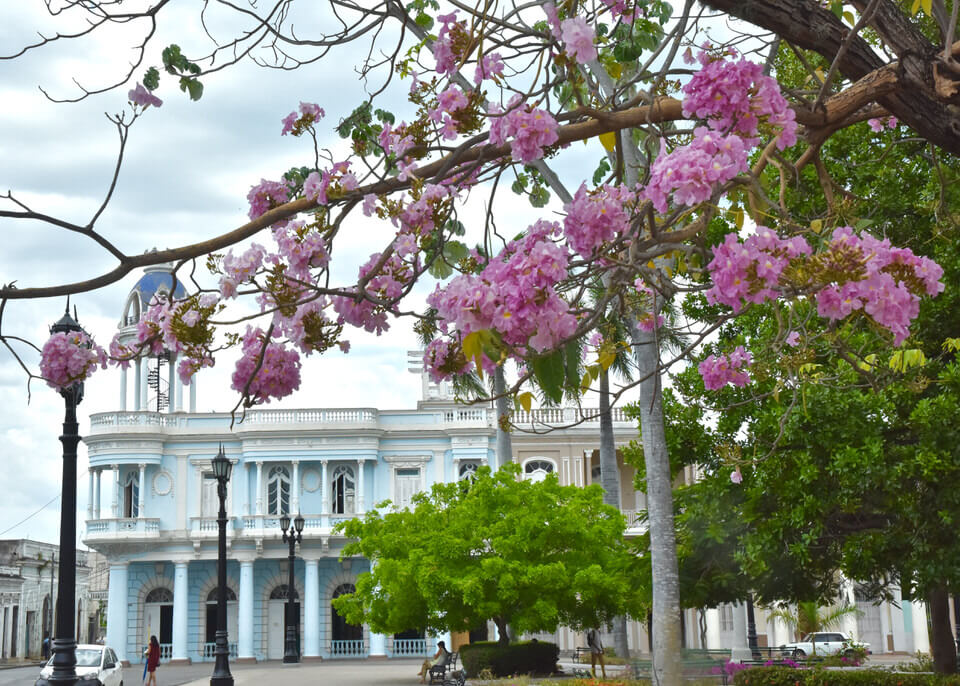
[268,601,285,660]
[144,605,162,649]
[395,469,420,509]
[228,602,239,647]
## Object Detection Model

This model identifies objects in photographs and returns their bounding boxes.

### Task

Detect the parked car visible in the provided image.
[35,644,124,685]
[780,631,870,658]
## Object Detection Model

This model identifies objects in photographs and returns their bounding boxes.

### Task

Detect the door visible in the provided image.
[395,468,420,509]
[159,606,173,645]
[268,601,285,660]
[144,605,162,648]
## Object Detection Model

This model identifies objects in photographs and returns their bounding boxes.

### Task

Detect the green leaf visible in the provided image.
[830,0,843,19]
[564,340,581,391]
[529,185,550,208]
[143,67,160,91]
[414,12,434,30]
[532,350,565,403]
[179,77,204,101]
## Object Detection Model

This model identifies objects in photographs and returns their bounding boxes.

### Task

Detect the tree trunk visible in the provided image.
[631,328,682,685]
[928,586,957,673]
[599,370,631,660]
[494,366,513,469]
[494,617,510,646]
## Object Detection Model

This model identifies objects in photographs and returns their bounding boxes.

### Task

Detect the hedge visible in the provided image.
[459,640,560,677]
[733,666,960,686]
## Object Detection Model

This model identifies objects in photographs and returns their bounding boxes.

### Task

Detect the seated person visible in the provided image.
[418,640,450,683]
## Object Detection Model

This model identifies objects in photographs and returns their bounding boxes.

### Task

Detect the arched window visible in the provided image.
[269,585,298,601]
[331,465,355,515]
[205,588,237,602]
[458,462,479,481]
[267,466,291,515]
[123,472,139,518]
[331,583,362,643]
[123,294,141,327]
[205,587,237,643]
[523,459,555,482]
[145,588,174,604]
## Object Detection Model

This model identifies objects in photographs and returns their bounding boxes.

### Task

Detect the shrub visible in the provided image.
[460,640,560,677]
[733,666,960,685]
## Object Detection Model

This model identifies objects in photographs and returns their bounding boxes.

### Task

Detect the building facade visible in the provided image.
[83,267,932,664]
[0,539,92,661]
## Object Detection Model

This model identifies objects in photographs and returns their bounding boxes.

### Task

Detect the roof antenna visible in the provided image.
[64,294,71,315]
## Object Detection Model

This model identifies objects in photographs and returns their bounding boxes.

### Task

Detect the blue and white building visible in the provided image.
[82,266,933,664]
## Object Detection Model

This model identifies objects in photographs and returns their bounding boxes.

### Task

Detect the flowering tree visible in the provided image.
[3,1,959,682]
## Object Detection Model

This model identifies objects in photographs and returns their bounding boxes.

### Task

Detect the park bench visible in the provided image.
[631,650,731,685]
[429,650,459,685]
[573,646,592,663]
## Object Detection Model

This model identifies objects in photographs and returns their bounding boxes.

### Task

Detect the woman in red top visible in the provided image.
[146,635,160,686]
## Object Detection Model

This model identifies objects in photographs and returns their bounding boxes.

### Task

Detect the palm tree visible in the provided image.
[767,600,861,655]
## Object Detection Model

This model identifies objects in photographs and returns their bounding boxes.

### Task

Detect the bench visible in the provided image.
[573,647,592,663]
[429,651,459,685]
[631,653,730,685]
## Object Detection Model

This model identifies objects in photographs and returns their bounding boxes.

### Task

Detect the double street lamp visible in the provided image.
[210,446,234,686]
[44,305,87,686]
[280,513,304,664]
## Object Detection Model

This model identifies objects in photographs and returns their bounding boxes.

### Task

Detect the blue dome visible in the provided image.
[133,268,188,307]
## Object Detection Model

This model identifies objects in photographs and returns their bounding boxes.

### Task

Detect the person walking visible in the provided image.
[586,628,606,679]
[42,633,50,660]
[145,635,160,686]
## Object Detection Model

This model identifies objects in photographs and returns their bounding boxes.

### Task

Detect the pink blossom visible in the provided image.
[474,53,505,84]
[698,346,752,390]
[231,327,302,405]
[247,179,289,220]
[560,17,598,63]
[40,331,106,390]
[281,112,298,135]
[128,83,162,109]
[785,331,800,347]
[437,86,469,113]
[730,469,743,484]
[563,183,636,257]
[299,102,325,120]
[488,97,560,164]
[362,194,378,216]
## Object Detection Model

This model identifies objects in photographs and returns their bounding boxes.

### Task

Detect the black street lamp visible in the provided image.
[280,512,304,664]
[746,594,760,660]
[44,304,87,686]
[210,445,234,686]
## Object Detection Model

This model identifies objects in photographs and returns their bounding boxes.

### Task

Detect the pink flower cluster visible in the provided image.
[633,279,665,332]
[643,129,749,213]
[560,17,597,64]
[303,161,358,206]
[815,227,944,344]
[271,220,330,281]
[488,97,560,163]
[474,52,505,84]
[426,221,577,380]
[133,294,219,383]
[40,331,107,390]
[247,179,290,220]
[867,116,898,133]
[281,101,325,135]
[562,183,636,257]
[698,346,752,390]
[332,249,414,335]
[705,226,811,312]
[430,86,470,140]
[423,338,469,383]
[682,51,797,149]
[220,243,267,298]
[231,326,302,404]
[432,13,463,76]
[128,83,162,109]
[600,0,637,22]
[378,122,415,158]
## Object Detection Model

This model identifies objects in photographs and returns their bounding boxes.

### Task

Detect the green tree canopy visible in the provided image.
[333,464,645,644]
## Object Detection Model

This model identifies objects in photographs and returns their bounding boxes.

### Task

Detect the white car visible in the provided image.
[780,631,870,658]
[36,644,124,686]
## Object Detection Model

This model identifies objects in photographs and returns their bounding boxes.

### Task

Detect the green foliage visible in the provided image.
[332,465,643,639]
[766,601,860,642]
[161,44,203,101]
[733,667,960,685]
[459,640,559,677]
[142,67,159,91]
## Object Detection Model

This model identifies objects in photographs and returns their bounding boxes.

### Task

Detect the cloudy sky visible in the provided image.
[0,2,624,545]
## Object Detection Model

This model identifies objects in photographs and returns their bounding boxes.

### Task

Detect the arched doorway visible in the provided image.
[267,585,299,660]
[204,587,238,659]
[143,588,173,658]
[331,583,363,656]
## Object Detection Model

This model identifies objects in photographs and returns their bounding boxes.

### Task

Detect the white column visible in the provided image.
[105,564,128,662]
[238,560,254,660]
[94,470,101,519]
[357,460,365,514]
[891,588,907,653]
[175,367,184,411]
[368,558,386,657]
[321,461,329,514]
[138,464,146,518]
[111,466,120,517]
[292,460,300,514]
[705,608,720,649]
[731,601,750,661]
[189,376,197,412]
[911,599,930,654]
[134,358,142,411]
[87,469,94,520]
[255,462,263,516]
[172,562,189,662]
[878,597,891,654]
[304,559,320,658]
[166,353,176,413]
[120,366,128,411]
[139,358,149,410]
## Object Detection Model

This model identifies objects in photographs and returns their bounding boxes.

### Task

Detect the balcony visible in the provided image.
[236,513,360,537]
[85,518,161,541]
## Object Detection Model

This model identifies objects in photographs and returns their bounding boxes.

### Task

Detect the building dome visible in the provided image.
[120,264,188,330]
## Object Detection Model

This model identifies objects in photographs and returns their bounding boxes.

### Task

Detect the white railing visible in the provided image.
[392,638,428,656]
[85,518,162,538]
[511,407,633,426]
[202,642,238,660]
[244,408,377,425]
[621,510,647,531]
[442,408,489,423]
[189,517,232,536]
[90,412,181,429]
[159,644,173,662]
[329,640,365,657]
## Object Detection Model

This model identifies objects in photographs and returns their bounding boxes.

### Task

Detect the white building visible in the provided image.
[0,539,92,661]
[82,267,930,664]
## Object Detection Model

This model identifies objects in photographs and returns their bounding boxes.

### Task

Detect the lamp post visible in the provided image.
[746,594,760,660]
[210,445,234,686]
[280,512,304,664]
[45,305,86,686]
